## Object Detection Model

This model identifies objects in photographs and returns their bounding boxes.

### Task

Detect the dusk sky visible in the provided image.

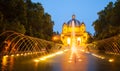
[32,0,116,35]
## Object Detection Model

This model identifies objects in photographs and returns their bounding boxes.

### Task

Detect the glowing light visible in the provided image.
[109,59,114,62]
[40,58,46,61]
[52,36,59,41]
[4,55,8,57]
[34,59,39,62]
[92,53,105,59]
[11,54,14,57]
[24,53,27,56]
[16,54,19,56]
[2,56,8,66]
[78,59,82,62]
[68,60,72,63]
[28,53,30,55]
[71,47,76,53]
[67,38,71,45]
[56,51,63,55]
[81,49,85,52]
[34,50,64,62]
[101,57,105,59]
[77,37,81,41]
[21,53,23,56]
[30,53,32,54]
[46,54,55,58]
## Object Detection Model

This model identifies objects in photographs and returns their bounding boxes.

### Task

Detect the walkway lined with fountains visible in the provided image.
[1,31,120,71]
[0,31,62,57]
[1,47,120,71]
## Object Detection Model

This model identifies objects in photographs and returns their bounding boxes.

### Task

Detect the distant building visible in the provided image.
[61,15,89,47]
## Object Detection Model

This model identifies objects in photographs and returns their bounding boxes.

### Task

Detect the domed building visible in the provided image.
[61,15,89,47]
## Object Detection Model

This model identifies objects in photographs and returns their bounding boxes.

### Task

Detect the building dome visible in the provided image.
[67,15,81,26]
[61,15,89,47]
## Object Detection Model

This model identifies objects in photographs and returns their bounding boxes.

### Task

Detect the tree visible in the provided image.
[87,32,93,43]
[0,0,26,34]
[0,12,4,33]
[0,0,54,40]
[42,13,54,40]
[5,20,26,34]
[92,1,120,40]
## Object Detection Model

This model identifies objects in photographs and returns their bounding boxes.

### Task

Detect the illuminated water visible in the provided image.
[71,19,76,48]
[0,31,63,71]
[1,30,120,71]
[1,49,120,71]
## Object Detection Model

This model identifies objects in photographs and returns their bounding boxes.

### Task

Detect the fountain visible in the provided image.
[0,31,64,71]
[71,15,77,52]
[0,31,62,56]
[88,35,120,55]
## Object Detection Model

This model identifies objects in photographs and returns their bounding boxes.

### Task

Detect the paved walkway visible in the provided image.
[1,49,120,71]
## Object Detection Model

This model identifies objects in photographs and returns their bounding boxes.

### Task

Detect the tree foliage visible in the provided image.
[0,0,54,40]
[93,1,120,40]
[87,32,93,43]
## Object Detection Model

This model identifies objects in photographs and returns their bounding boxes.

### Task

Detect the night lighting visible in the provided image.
[109,59,114,62]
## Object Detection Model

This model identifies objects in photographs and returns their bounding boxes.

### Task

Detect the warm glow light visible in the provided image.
[52,35,60,41]
[4,55,8,57]
[36,50,65,62]
[81,49,85,52]
[24,53,27,56]
[56,51,63,55]
[92,53,105,59]
[53,36,57,40]
[71,47,76,53]
[34,59,39,62]
[28,53,30,55]
[78,59,82,62]
[77,37,81,44]
[101,57,105,59]
[40,58,46,61]
[16,54,19,56]
[67,38,71,45]
[2,56,7,66]
[11,54,14,57]
[109,59,114,62]
[21,53,23,56]
[46,54,55,58]
[77,37,81,41]
[68,60,72,63]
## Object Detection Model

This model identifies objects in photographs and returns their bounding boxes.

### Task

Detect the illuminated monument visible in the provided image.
[61,15,89,47]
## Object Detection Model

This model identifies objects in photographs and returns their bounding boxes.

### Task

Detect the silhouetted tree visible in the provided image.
[93,1,120,40]
[0,0,54,40]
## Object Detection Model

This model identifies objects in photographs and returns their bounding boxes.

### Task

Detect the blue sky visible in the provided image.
[32,0,116,35]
